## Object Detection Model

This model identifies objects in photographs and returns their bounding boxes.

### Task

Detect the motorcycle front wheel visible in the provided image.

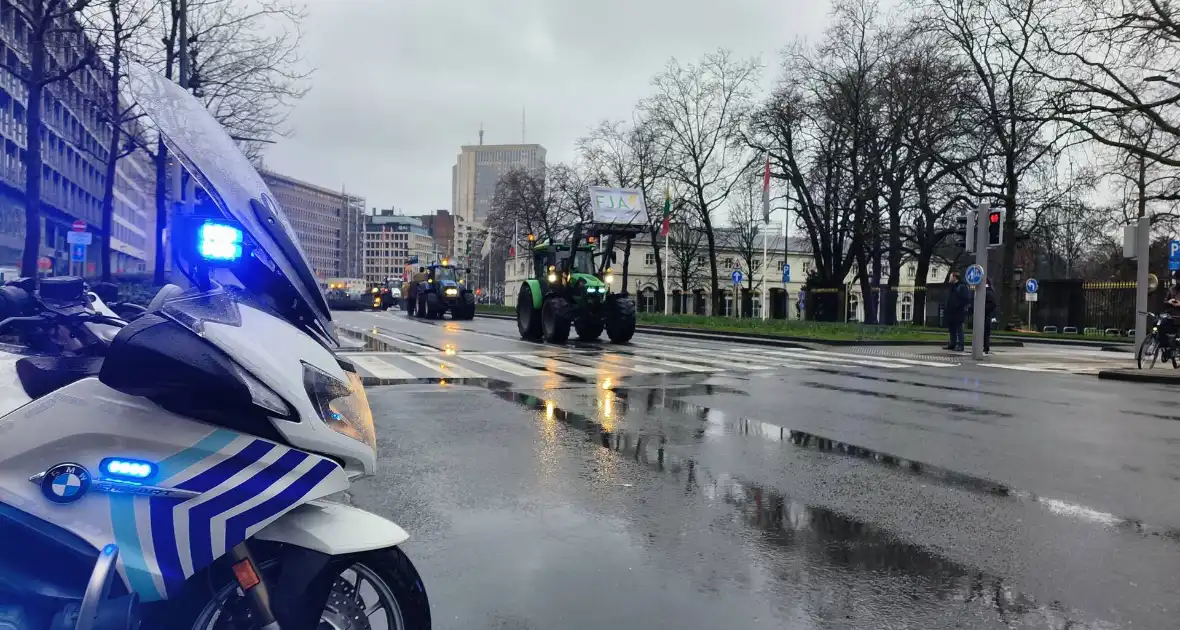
[1137,336,1160,369]
[157,546,429,630]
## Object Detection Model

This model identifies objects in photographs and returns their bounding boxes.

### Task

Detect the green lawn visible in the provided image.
[476,304,1130,343]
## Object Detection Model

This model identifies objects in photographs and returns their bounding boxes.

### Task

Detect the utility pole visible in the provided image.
[971,201,989,360]
[168,0,192,284]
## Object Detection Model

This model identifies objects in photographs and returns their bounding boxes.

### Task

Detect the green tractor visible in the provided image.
[515,231,636,344]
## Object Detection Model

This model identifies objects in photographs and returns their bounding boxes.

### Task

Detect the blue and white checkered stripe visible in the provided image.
[108,428,345,601]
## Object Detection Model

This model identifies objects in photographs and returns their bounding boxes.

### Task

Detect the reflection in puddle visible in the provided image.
[801,381,1014,418]
[497,389,1113,628]
[604,385,1176,541]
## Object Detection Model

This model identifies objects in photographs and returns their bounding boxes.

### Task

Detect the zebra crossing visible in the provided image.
[343,338,960,384]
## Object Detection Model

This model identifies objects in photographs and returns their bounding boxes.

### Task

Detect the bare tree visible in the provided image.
[3,0,97,276]
[666,209,708,314]
[90,0,153,281]
[925,0,1063,323]
[728,177,764,298]
[642,49,760,314]
[146,0,310,283]
[185,0,310,159]
[486,166,560,247]
[578,115,671,306]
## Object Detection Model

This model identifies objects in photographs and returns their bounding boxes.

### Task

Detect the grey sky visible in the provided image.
[262,0,830,213]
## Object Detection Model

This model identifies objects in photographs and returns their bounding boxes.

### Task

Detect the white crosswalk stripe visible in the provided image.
[343,340,957,384]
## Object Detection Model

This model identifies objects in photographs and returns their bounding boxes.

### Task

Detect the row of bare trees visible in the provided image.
[7,0,307,283]
[489,0,1180,324]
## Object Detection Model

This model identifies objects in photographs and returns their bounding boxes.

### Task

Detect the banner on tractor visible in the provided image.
[589,186,649,227]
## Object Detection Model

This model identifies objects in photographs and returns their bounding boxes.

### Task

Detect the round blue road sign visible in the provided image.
[965,264,984,286]
[40,463,90,504]
[1025,278,1039,293]
[731,270,743,285]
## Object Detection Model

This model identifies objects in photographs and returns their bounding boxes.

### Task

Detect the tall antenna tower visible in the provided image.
[478,122,484,146]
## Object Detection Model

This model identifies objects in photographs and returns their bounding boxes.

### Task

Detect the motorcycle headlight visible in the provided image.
[302,363,376,452]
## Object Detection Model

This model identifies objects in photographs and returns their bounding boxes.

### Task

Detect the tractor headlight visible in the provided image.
[303,363,376,453]
[604,273,614,284]
[445,288,458,297]
[547,273,557,282]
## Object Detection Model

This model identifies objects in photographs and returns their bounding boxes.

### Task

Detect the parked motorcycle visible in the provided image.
[0,62,429,630]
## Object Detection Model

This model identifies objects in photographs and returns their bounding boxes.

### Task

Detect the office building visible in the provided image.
[0,8,160,276]
[109,147,154,274]
[414,209,468,260]
[363,211,435,285]
[259,169,365,281]
[452,143,545,227]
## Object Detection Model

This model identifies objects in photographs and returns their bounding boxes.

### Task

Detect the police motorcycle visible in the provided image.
[0,62,429,630]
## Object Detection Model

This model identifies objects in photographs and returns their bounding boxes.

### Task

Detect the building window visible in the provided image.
[645,252,655,266]
[901,294,914,322]
[907,266,916,279]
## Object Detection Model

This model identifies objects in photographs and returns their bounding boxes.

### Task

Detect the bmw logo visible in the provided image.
[40,463,91,504]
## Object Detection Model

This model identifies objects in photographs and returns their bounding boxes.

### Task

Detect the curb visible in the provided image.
[474,312,1021,348]
[1096,369,1180,384]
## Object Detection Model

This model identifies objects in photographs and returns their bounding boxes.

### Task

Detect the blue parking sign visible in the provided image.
[782,264,790,283]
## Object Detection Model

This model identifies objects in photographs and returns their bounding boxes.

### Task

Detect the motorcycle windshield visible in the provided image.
[126,62,336,345]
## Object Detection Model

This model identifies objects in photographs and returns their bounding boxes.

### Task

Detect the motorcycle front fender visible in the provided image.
[252,500,409,555]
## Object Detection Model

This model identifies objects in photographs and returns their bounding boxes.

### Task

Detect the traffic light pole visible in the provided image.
[971,201,989,360]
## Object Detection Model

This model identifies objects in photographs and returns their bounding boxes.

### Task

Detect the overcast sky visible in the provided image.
[261,0,832,213]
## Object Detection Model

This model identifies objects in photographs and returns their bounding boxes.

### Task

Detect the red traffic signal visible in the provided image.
[988,209,1004,246]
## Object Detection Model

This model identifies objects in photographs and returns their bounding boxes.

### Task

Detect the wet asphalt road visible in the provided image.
[336,309,1180,629]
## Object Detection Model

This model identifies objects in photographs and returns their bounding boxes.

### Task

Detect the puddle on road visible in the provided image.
[492,387,1116,629]
[608,384,1180,542]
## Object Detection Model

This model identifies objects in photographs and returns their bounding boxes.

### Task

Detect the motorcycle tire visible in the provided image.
[149,546,430,630]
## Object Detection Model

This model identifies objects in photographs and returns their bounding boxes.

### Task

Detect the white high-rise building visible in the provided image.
[452,143,546,227]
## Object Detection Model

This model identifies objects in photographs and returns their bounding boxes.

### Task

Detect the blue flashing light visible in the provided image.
[101,458,157,480]
[198,222,244,262]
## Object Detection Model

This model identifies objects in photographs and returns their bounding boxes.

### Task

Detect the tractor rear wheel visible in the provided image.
[517,284,542,340]
[605,295,636,343]
[542,297,572,344]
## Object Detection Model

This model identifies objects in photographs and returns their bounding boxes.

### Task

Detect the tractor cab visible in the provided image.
[532,241,597,285]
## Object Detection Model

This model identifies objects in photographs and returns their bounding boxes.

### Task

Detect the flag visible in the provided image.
[480,231,492,257]
[762,153,771,223]
[659,186,673,237]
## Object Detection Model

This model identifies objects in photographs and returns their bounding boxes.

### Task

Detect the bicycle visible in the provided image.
[1137,311,1180,369]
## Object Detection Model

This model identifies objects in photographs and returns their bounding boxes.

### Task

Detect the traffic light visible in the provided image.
[988,209,1004,246]
[954,211,976,253]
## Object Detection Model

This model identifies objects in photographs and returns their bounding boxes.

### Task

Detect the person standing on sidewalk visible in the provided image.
[944,272,971,351]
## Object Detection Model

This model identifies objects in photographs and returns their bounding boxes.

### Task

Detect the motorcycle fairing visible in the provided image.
[0,377,349,602]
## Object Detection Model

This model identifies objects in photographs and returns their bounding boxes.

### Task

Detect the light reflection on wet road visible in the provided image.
[337,310,1180,629]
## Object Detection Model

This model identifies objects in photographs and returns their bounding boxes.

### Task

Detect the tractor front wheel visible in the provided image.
[542,296,572,344]
[517,284,542,340]
[605,295,636,344]
[574,317,603,341]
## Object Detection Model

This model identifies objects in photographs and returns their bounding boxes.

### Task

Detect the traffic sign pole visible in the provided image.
[972,201,988,360]
[1136,219,1152,351]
